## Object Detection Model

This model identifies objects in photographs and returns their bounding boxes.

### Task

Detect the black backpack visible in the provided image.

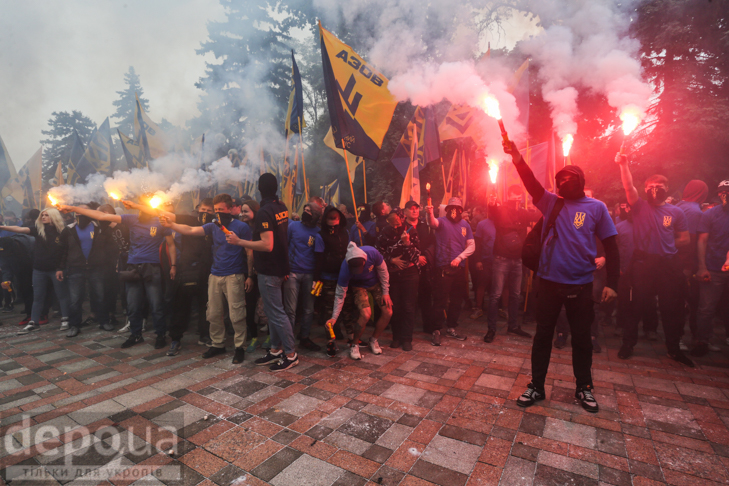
[522,198,565,272]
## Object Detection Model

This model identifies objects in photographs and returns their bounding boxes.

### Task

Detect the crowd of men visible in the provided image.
[1,143,728,414]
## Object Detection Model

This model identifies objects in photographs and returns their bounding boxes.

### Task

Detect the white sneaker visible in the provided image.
[18,322,39,335]
[349,344,362,360]
[709,342,722,352]
[679,339,689,352]
[118,320,131,333]
[59,321,69,331]
[369,337,382,355]
[142,319,148,331]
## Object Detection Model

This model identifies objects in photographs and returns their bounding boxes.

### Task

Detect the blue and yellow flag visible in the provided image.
[391,106,440,179]
[118,129,146,170]
[319,23,397,160]
[2,148,41,210]
[68,118,113,184]
[321,179,340,206]
[134,93,169,160]
[438,104,490,147]
[399,122,421,208]
[0,133,17,191]
[285,51,306,136]
[324,128,362,182]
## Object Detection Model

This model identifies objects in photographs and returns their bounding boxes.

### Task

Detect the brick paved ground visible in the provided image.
[2,307,729,486]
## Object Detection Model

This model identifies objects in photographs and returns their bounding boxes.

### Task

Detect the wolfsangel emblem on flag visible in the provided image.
[150,227,157,237]
[574,212,586,229]
[461,227,467,237]
[663,216,672,228]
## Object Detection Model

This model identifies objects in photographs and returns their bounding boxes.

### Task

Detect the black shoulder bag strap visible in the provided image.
[544,198,565,243]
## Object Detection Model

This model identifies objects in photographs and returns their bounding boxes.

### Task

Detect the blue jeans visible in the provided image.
[67,269,106,329]
[31,270,69,323]
[696,271,729,344]
[258,274,296,355]
[126,265,165,336]
[284,272,315,339]
[487,257,523,330]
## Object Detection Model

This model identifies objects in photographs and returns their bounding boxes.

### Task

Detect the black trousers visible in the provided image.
[616,273,634,331]
[531,278,594,392]
[246,276,259,339]
[682,277,700,338]
[169,276,210,342]
[432,265,467,330]
[622,253,684,353]
[418,266,434,332]
[390,266,419,343]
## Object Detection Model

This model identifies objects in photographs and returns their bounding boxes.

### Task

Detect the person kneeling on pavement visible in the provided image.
[325,242,393,360]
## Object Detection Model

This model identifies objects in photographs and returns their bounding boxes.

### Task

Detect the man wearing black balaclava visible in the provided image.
[503,141,619,414]
[694,180,729,356]
[226,173,297,372]
[615,153,692,366]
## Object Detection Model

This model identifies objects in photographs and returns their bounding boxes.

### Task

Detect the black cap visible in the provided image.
[404,200,420,209]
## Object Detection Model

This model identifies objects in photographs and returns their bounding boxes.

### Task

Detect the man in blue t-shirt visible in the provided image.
[325,242,392,360]
[615,153,692,367]
[426,197,475,345]
[284,203,325,351]
[163,193,252,364]
[694,180,729,356]
[503,141,619,414]
[64,199,175,350]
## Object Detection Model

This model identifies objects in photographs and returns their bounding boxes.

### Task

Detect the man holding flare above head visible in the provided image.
[501,140,619,414]
[59,196,175,350]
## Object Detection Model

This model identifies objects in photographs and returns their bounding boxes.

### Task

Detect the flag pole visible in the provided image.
[298,118,309,201]
[362,159,367,204]
[341,138,362,243]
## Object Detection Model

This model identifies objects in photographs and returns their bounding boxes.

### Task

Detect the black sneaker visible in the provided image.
[668,351,695,368]
[402,342,412,351]
[270,353,299,372]
[554,333,567,349]
[232,347,245,364]
[254,350,283,366]
[167,341,182,356]
[121,334,144,349]
[508,327,531,338]
[617,344,633,359]
[299,337,321,352]
[202,347,226,359]
[483,329,496,343]
[155,335,167,350]
[576,386,599,413]
[516,384,545,408]
[445,328,467,341]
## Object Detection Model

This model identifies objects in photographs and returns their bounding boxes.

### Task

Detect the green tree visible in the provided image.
[40,111,95,181]
[190,0,316,151]
[112,67,149,137]
[628,0,729,197]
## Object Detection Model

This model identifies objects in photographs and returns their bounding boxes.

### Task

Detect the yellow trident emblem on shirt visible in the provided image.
[663,216,672,228]
[573,212,586,229]
[150,226,157,237]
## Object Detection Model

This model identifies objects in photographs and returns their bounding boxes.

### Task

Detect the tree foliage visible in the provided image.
[40,111,95,181]
[112,67,149,137]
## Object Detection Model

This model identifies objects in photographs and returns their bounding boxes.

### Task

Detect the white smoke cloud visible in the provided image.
[518,0,652,137]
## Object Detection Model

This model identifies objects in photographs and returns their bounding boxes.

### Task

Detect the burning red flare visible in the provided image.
[619,108,640,136]
[562,134,574,157]
[488,160,499,184]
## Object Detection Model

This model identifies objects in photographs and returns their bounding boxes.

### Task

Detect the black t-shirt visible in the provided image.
[253,198,290,277]
[490,204,539,259]
[175,214,213,270]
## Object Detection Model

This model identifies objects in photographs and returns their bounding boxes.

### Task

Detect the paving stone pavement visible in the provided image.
[2,308,729,486]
